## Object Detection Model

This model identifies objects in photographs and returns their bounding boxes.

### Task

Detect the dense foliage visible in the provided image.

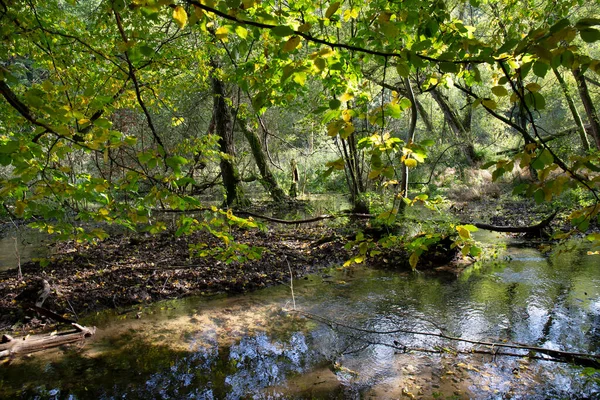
[1,0,599,265]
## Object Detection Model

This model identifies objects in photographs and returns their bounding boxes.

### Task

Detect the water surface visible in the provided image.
[1,235,599,399]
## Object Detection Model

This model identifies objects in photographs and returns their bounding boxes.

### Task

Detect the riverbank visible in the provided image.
[0,195,592,335]
[0,225,350,334]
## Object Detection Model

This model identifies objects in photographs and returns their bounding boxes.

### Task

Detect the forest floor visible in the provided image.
[0,196,583,335]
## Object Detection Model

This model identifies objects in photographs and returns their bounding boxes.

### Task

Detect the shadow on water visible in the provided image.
[1,235,600,399]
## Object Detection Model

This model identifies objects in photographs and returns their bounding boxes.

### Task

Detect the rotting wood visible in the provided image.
[0,323,96,359]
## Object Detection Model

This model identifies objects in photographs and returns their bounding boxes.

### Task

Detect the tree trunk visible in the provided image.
[572,67,600,150]
[238,116,288,202]
[211,73,248,207]
[553,66,591,152]
[430,88,477,164]
[415,98,434,132]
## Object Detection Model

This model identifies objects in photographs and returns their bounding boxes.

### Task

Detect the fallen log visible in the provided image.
[0,323,96,359]
[469,210,558,236]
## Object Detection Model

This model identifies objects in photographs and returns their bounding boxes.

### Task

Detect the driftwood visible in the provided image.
[0,323,96,359]
[468,210,558,236]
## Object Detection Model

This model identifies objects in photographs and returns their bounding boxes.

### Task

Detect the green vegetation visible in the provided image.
[1,0,599,265]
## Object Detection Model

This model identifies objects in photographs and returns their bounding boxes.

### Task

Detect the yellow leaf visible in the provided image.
[283,36,301,52]
[241,0,255,9]
[457,226,471,240]
[341,122,355,139]
[491,86,508,97]
[314,57,326,71]
[15,200,26,216]
[404,158,418,168]
[215,26,229,40]
[526,82,541,92]
[297,23,312,32]
[325,1,341,19]
[340,92,354,102]
[481,99,497,109]
[235,25,248,39]
[409,252,419,269]
[193,5,204,19]
[368,169,381,179]
[327,120,344,136]
[318,47,335,57]
[172,6,188,29]
[171,117,184,126]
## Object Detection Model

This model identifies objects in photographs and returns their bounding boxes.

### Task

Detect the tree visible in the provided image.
[1,0,599,254]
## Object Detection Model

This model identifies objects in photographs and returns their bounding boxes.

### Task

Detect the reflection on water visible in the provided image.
[1,237,600,399]
[0,226,48,271]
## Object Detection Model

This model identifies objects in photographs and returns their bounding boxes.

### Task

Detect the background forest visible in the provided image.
[1,0,600,266]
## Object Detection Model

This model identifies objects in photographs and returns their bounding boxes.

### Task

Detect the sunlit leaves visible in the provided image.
[283,36,301,52]
[215,25,230,39]
[172,6,187,29]
[404,158,417,168]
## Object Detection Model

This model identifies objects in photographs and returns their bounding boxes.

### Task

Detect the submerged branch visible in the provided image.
[290,309,600,368]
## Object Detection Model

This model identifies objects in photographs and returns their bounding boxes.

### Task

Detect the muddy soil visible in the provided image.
[0,225,349,334]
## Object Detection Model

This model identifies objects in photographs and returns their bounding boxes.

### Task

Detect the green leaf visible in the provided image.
[412,39,432,52]
[491,86,508,96]
[94,118,112,128]
[482,99,497,109]
[396,62,410,77]
[461,224,479,232]
[399,98,412,110]
[533,61,549,78]
[329,99,341,109]
[0,140,19,154]
[139,45,154,57]
[166,156,188,168]
[283,36,301,52]
[550,18,571,33]
[576,18,600,29]
[580,28,600,43]
[539,149,553,166]
[440,62,459,73]
[469,245,482,257]
[512,183,528,195]
[235,25,248,39]
[586,233,600,242]
[534,189,545,204]
[524,92,545,110]
[271,25,294,37]
[0,154,11,166]
[325,2,341,19]
[386,103,402,118]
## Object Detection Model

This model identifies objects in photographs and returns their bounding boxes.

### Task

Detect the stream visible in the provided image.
[1,233,599,399]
